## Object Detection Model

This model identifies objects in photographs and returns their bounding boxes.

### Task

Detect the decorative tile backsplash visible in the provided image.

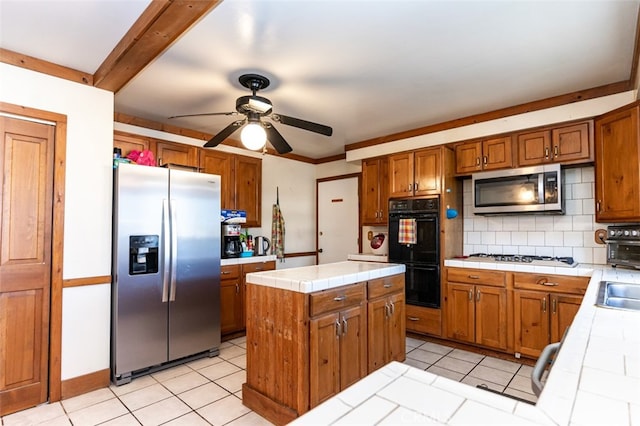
[462,166,607,264]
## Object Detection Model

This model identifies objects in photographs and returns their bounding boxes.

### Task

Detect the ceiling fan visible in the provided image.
[169,73,333,154]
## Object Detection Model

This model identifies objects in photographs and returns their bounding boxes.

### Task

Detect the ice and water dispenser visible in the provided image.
[129,235,159,275]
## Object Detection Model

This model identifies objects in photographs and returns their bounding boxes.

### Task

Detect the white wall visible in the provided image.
[0,63,113,380]
[347,91,637,161]
[462,166,607,264]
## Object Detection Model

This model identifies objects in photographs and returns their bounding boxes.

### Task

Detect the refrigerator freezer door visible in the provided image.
[113,164,170,377]
[167,169,221,361]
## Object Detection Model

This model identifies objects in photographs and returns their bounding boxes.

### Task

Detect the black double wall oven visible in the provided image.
[388,197,440,308]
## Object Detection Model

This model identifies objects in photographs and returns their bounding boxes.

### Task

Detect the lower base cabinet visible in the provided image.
[405,304,442,336]
[220,260,275,337]
[243,273,405,425]
[513,273,588,358]
[367,275,406,372]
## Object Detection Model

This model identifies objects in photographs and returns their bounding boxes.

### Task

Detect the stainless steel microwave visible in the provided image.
[472,164,563,215]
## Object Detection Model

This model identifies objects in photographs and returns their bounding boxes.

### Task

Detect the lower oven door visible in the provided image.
[405,264,440,308]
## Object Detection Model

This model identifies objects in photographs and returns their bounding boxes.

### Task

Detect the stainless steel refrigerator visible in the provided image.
[111,163,221,385]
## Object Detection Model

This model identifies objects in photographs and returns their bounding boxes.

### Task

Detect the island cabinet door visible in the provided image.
[367,297,389,372]
[339,305,368,391]
[387,292,406,363]
[310,312,340,407]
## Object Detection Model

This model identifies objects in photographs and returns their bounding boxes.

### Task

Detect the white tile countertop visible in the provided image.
[291,265,640,425]
[444,257,602,277]
[221,254,277,266]
[347,253,388,262]
[245,260,405,293]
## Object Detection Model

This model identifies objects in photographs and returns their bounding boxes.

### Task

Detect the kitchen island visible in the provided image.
[290,265,640,425]
[242,261,406,425]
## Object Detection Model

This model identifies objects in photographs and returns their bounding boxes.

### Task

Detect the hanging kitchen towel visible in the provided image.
[271,187,286,262]
[398,218,417,245]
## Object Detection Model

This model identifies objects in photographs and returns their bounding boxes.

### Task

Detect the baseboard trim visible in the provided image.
[61,368,110,400]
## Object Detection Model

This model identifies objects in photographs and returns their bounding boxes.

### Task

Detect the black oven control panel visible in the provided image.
[607,225,640,269]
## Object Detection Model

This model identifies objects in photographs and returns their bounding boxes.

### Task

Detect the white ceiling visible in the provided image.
[1,0,639,159]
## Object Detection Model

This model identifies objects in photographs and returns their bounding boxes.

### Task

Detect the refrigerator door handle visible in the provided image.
[169,199,178,302]
[162,199,171,302]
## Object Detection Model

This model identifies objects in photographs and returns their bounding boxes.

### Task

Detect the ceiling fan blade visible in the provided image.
[203,120,245,148]
[169,112,238,119]
[264,123,292,154]
[272,114,333,136]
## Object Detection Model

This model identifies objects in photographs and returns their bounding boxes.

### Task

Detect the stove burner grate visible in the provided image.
[468,253,576,266]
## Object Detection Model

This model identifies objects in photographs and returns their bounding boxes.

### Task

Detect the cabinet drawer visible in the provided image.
[513,273,589,295]
[447,268,506,287]
[367,274,404,299]
[310,283,366,317]
[406,305,441,336]
[243,260,275,274]
[221,264,241,280]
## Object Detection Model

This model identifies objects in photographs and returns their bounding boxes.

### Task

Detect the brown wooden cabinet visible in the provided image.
[367,275,405,373]
[595,103,640,222]
[445,268,508,351]
[114,131,154,158]
[361,157,389,225]
[220,265,243,335]
[155,140,199,167]
[513,273,588,358]
[200,151,262,227]
[200,150,235,212]
[244,273,405,424]
[221,260,275,337]
[405,304,442,336]
[310,301,367,407]
[389,147,441,198]
[455,136,513,175]
[516,121,592,167]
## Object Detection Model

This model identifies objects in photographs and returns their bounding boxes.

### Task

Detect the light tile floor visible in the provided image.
[1,336,538,426]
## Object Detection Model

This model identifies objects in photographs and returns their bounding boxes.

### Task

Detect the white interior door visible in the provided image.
[317,177,359,264]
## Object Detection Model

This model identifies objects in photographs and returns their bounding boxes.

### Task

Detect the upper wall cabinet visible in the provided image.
[516,121,593,167]
[155,141,199,168]
[114,131,154,158]
[389,147,441,198]
[454,136,513,175]
[361,157,389,225]
[200,150,262,227]
[595,103,640,222]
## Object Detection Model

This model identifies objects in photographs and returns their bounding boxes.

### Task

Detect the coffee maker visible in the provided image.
[222,223,242,258]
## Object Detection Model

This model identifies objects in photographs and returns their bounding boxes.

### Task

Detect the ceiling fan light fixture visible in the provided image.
[241,122,267,150]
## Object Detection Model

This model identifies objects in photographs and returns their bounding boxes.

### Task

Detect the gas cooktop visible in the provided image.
[467,253,578,268]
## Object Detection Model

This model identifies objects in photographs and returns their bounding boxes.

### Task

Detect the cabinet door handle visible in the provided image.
[408,184,412,192]
[476,157,480,166]
[222,271,231,275]
[235,283,239,294]
[468,275,480,279]
[335,320,341,338]
[536,278,558,286]
[343,318,348,335]
[483,155,488,165]
[552,298,557,314]
[390,300,395,314]
[476,289,481,302]
[542,297,546,313]
[383,283,392,288]
[597,200,601,212]
[553,146,558,157]
[468,289,473,301]
[414,182,418,191]
[333,295,346,302]
[254,267,263,271]
[408,316,420,321]
[384,303,390,318]
[544,147,550,159]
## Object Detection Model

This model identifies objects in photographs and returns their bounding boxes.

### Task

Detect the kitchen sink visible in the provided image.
[595,281,640,311]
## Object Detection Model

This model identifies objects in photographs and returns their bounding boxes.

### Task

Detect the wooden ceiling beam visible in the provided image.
[93,0,222,92]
